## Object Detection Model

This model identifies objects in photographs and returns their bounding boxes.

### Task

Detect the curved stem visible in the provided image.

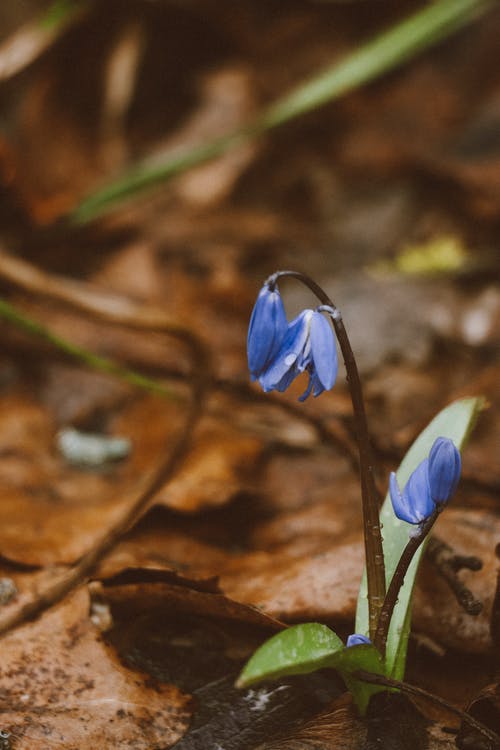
[355,670,500,747]
[268,270,385,639]
[374,509,439,654]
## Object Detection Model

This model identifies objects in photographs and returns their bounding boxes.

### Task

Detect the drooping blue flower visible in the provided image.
[346,633,371,648]
[389,437,461,526]
[247,284,288,379]
[257,309,338,401]
[428,437,461,504]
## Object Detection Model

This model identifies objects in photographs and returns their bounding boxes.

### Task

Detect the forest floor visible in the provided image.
[0,1,498,748]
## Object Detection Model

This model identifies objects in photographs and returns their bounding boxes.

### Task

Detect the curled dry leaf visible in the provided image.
[456,683,500,750]
[98,525,363,623]
[98,580,284,632]
[0,587,190,749]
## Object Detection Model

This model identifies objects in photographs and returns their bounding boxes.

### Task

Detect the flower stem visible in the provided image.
[373,508,439,654]
[268,270,385,639]
[354,670,500,747]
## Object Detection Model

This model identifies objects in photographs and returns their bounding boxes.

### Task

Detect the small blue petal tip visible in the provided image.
[346,634,371,647]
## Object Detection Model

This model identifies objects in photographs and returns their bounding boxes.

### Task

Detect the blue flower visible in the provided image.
[346,634,371,647]
[389,437,461,525]
[247,284,288,379]
[257,309,338,401]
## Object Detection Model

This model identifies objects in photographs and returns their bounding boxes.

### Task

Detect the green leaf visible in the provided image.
[236,623,344,688]
[355,397,484,679]
[334,644,387,714]
[236,624,386,715]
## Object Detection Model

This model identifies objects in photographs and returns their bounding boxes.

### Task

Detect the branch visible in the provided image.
[426,536,483,615]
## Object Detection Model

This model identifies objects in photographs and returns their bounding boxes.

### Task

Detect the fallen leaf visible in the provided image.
[0,587,190,749]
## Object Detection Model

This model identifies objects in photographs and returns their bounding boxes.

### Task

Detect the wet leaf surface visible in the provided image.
[0,587,190,749]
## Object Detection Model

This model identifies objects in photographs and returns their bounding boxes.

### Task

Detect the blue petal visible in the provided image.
[257,311,311,392]
[390,462,433,525]
[268,364,299,393]
[309,312,338,391]
[247,285,287,377]
[298,368,326,401]
[403,459,434,523]
[346,634,371,648]
[298,372,314,402]
[389,471,415,524]
[428,437,461,504]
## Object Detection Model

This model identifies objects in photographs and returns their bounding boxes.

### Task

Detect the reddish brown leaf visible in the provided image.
[0,587,190,749]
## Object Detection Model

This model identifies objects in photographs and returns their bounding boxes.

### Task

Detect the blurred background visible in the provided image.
[0,1,498,747]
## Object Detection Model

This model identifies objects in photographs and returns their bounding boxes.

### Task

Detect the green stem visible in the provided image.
[0,297,173,399]
[73,0,492,223]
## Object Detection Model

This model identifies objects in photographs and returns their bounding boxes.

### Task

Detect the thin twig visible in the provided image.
[0,360,207,638]
[426,536,483,616]
[0,248,199,345]
[267,270,385,640]
[355,670,500,748]
[0,259,212,639]
[0,248,361,467]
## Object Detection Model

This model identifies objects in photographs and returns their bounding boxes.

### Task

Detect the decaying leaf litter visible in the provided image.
[0,1,499,748]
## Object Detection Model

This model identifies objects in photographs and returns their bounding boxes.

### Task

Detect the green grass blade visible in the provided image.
[0,297,173,399]
[355,397,485,679]
[258,0,491,130]
[40,0,88,31]
[73,0,492,223]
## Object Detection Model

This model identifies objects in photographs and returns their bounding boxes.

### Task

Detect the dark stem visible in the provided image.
[374,508,439,654]
[355,670,500,748]
[426,536,483,616]
[268,270,385,639]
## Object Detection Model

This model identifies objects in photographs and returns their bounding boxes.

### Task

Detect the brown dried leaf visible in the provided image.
[99,580,284,632]
[153,417,263,513]
[0,587,190,749]
[256,694,366,750]
[0,390,185,565]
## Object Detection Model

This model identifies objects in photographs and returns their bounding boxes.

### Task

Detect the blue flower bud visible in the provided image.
[247,284,288,379]
[428,437,461,504]
[389,459,434,525]
[346,633,371,647]
[389,437,461,526]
